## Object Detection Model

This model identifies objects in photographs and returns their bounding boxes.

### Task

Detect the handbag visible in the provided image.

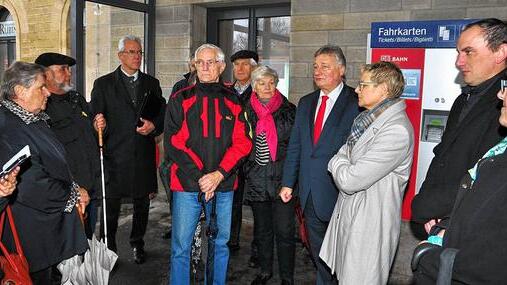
[0,206,32,285]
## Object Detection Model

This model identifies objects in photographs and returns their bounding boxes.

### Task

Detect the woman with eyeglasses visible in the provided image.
[319,61,414,284]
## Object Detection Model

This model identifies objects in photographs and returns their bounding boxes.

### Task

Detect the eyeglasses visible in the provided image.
[194,60,221,68]
[357,81,377,91]
[122,50,144,57]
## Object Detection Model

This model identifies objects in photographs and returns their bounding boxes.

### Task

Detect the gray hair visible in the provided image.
[464,18,507,52]
[362,61,405,99]
[251,65,279,90]
[118,35,143,52]
[314,45,347,67]
[248,58,258,66]
[194,44,225,62]
[1,61,46,100]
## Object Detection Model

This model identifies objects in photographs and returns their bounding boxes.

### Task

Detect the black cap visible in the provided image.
[35,52,76,67]
[230,50,259,63]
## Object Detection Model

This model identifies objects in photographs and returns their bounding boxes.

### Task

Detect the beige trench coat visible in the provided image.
[319,100,414,285]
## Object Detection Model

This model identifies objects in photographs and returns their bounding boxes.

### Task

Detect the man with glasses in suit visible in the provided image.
[90,35,166,264]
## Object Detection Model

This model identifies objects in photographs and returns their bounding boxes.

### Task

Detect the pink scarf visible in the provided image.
[250,89,283,161]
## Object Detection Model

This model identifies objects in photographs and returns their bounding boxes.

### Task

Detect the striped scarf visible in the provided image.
[346,98,400,150]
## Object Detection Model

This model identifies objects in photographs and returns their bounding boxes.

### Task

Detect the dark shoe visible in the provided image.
[162,229,172,239]
[228,242,240,252]
[280,280,293,285]
[132,247,145,264]
[248,255,259,268]
[251,273,272,285]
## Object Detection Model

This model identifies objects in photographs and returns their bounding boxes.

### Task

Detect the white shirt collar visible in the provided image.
[120,67,139,81]
[319,82,344,102]
[314,82,345,124]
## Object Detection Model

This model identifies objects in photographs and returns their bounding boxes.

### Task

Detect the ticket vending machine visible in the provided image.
[370,19,474,220]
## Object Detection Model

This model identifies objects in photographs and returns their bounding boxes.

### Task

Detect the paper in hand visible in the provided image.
[1,145,31,177]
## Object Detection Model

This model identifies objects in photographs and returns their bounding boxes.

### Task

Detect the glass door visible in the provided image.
[256,16,290,96]
[218,18,249,81]
[208,4,290,94]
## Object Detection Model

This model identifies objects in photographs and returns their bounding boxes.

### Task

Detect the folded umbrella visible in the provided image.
[295,199,316,266]
[83,235,118,285]
[58,254,86,285]
[59,128,118,285]
[198,193,218,285]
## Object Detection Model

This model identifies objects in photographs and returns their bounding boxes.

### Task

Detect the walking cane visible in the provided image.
[98,128,108,247]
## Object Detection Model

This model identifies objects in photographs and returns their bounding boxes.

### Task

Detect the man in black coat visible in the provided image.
[35,52,101,239]
[228,50,258,258]
[90,35,166,264]
[411,18,507,232]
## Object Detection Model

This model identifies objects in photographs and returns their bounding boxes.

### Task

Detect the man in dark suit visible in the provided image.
[35,52,101,239]
[90,35,166,264]
[411,18,507,233]
[280,45,359,285]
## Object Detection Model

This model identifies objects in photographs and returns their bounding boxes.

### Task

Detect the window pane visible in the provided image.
[0,42,8,82]
[84,3,145,100]
[218,19,248,82]
[257,16,290,96]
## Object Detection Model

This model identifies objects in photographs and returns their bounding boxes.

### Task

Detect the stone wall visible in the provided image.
[0,0,70,62]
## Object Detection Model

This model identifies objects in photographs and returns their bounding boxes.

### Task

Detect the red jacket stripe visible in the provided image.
[219,98,252,173]
[214,98,222,138]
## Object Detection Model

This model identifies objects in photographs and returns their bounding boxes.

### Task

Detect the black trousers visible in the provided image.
[30,265,61,285]
[229,171,244,246]
[250,198,295,283]
[100,196,150,252]
[304,194,337,285]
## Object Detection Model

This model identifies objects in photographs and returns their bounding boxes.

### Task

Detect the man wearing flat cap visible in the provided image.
[230,50,258,104]
[35,52,101,239]
[228,49,259,266]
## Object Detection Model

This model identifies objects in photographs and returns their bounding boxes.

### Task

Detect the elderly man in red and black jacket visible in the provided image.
[165,43,252,285]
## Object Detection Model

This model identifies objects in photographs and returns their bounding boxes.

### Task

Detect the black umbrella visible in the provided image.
[198,193,218,285]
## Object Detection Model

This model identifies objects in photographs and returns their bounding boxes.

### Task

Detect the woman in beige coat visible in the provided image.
[320,61,414,284]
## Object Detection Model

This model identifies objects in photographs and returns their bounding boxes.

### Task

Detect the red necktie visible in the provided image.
[313,95,329,145]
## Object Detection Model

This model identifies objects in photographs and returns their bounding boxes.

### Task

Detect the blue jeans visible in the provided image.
[170,191,233,285]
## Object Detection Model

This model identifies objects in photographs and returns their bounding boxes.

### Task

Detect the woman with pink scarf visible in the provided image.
[243,66,296,285]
